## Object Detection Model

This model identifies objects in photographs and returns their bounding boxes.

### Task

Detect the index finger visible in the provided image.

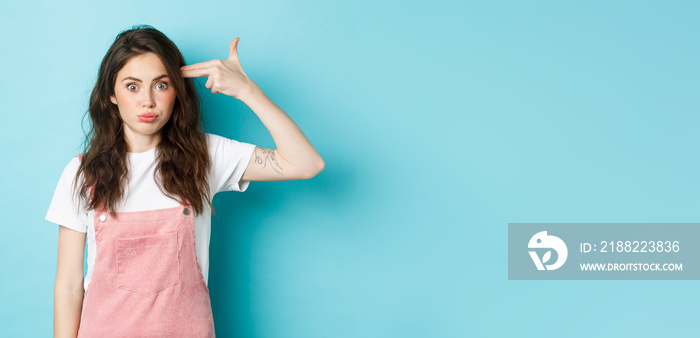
[180,67,210,78]
[180,59,221,71]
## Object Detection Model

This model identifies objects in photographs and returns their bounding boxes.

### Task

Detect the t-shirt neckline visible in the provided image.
[127,147,157,156]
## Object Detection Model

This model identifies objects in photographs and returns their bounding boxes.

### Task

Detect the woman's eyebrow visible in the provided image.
[120,74,169,83]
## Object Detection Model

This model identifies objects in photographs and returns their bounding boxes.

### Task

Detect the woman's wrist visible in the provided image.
[237,81,265,104]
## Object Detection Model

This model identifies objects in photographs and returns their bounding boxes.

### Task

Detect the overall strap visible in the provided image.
[178,195,192,208]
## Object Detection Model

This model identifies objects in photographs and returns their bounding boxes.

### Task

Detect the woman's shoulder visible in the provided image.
[204,132,233,144]
[65,154,83,173]
[204,132,256,169]
[53,154,84,188]
[204,133,250,151]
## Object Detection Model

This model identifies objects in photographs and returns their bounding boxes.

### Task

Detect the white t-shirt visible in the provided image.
[45,133,256,292]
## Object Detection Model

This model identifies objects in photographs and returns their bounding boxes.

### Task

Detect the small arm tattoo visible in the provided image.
[254,147,284,175]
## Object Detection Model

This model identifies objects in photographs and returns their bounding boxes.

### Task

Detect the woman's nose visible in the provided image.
[141,90,155,108]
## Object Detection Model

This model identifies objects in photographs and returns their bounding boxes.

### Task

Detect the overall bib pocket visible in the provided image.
[115,231,180,296]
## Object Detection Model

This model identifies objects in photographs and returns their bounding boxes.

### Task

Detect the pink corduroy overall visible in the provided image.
[75,154,215,337]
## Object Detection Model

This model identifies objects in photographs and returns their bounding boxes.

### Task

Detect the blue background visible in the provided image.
[1,0,698,337]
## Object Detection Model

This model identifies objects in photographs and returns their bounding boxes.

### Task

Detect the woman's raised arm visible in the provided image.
[181,37,325,181]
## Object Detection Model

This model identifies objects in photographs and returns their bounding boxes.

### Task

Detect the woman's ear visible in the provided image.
[110,95,117,105]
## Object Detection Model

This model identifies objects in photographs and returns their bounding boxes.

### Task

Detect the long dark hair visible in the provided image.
[74,25,213,217]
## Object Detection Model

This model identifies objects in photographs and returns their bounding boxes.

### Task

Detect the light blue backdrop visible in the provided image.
[1,0,698,337]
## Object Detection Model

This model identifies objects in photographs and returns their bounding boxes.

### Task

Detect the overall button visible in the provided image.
[99,214,106,222]
[183,208,190,215]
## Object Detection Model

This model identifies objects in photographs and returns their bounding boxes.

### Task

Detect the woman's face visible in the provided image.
[110,52,176,149]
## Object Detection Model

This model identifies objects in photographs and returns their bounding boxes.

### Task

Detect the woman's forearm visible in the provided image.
[240,86,324,174]
[54,286,83,337]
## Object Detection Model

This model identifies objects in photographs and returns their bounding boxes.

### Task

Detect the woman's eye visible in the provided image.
[127,84,138,91]
[156,82,168,89]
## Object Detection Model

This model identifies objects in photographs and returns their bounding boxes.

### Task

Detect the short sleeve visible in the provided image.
[45,157,89,233]
[208,133,257,194]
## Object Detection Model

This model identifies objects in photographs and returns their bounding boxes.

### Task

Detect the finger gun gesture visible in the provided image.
[181,37,257,99]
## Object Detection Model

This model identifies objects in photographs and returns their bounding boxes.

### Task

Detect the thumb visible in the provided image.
[228,37,240,61]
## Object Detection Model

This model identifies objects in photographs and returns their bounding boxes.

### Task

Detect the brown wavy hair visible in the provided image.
[73,25,213,218]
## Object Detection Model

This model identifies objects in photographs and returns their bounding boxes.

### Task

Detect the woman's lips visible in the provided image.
[138,113,157,123]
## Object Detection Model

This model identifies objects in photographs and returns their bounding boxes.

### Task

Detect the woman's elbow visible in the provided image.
[315,157,325,175]
[303,157,325,179]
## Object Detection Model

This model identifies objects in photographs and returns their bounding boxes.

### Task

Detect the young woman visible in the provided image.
[46,25,324,337]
